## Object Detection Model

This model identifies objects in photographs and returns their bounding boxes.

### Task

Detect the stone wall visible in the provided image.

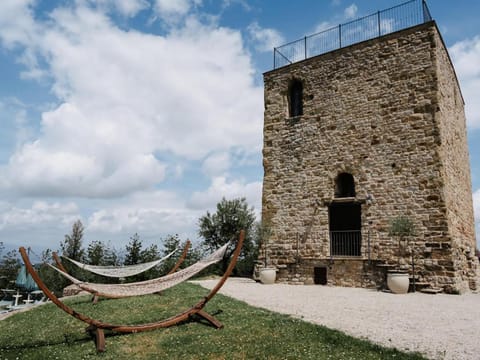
[433,31,478,292]
[261,22,478,293]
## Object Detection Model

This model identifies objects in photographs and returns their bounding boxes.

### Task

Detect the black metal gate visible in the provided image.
[328,202,362,256]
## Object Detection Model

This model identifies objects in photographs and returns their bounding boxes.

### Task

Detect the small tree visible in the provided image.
[198,197,256,274]
[104,245,121,266]
[124,233,162,280]
[388,216,416,268]
[156,234,182,274]
[61,220,85,261]
[80,240,120,283]
[87,240,107,266]
[139,244,160,279]
[124,233,143,266]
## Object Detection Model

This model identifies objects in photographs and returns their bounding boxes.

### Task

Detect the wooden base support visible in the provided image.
[196,310,223,329]
[86,325,106,352]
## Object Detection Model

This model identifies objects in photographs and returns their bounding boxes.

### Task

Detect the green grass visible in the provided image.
[0,282,426,359]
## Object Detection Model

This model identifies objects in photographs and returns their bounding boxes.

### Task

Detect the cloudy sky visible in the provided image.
[0,0,479,253]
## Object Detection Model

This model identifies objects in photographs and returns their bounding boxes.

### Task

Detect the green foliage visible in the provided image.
[198,197,257,275]
[85,240,120,267]
[124,233,171,281]
[0,283,426,359]
[141,244,160,263]
[0,250,20,289]
[104,243,122,266]
[38,248,69,296]
[154,234,199,275]
[388,216,417,267]
[137,243,160,280]
[388,216,416,239]
[87,240,107,265]
[124,233,143,266]
[60,220,85,261]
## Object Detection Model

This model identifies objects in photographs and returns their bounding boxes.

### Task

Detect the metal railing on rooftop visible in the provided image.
[273,0,432,69]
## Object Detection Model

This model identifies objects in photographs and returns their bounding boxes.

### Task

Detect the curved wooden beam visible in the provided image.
[52,252,68,273]
[166,240,191,275]
[18,230,244,352]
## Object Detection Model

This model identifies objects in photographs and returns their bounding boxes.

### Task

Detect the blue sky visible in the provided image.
[0,0,479,252]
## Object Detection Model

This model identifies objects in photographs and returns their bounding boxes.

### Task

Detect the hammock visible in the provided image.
[60,247,179,278]
[18,230,245,352]
[49,242,229,299]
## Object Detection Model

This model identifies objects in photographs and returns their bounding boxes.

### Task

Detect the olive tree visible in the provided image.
[198,197,257,275]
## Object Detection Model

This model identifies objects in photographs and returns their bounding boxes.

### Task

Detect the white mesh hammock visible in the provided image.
[61,248,179,278]
[50,242,230,298]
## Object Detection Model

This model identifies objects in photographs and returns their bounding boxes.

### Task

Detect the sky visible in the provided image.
[0,0,479,254]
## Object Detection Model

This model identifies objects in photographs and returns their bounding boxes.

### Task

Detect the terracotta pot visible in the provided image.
[387,272,409,294]
[259,267,277,284]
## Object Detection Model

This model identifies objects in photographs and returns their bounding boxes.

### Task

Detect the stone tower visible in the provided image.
[261,7,478,293]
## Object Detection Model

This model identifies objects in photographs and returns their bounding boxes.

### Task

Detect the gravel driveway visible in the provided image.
[193,278,480,360]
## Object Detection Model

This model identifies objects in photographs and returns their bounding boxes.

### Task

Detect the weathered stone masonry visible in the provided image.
[261,22,478,293]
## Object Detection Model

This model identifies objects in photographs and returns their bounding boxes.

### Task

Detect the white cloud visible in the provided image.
[202,152,230,176]
[0,200,80,230]
[153,0,201,24]
[87,190,199,241]
[312,3,358,34]
[0,0,38,49]
[0,98,36,154]
[344,4,358,19]
[188,176,262,215]
[111,0,149,17]
[221,0,251,12]
[247,22,285,52]
[314,21,334,34]
[449,36,480,128]
[0,3,263,198]
[76,0,150,18]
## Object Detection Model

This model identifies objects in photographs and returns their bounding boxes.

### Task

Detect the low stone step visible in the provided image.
[420,287,443,294]
[411,281,430,286]
[375,264,396,268]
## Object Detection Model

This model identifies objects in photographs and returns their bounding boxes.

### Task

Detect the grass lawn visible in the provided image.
[0,282,426,359]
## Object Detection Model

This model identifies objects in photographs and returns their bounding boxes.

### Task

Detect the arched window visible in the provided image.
[288,80,303,117]
[335,173,355,198]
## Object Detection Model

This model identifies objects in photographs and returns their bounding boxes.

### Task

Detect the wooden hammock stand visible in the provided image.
[19,231,244,352]
[52,240,191,303]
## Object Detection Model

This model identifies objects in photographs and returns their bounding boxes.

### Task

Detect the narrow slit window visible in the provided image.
[289,80,303,117]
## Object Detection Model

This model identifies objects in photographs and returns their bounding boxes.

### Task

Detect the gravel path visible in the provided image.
[193,278,480,360]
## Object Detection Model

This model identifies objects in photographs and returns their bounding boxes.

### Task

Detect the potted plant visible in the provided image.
[255,222,277,284]
[387,216,416,294]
